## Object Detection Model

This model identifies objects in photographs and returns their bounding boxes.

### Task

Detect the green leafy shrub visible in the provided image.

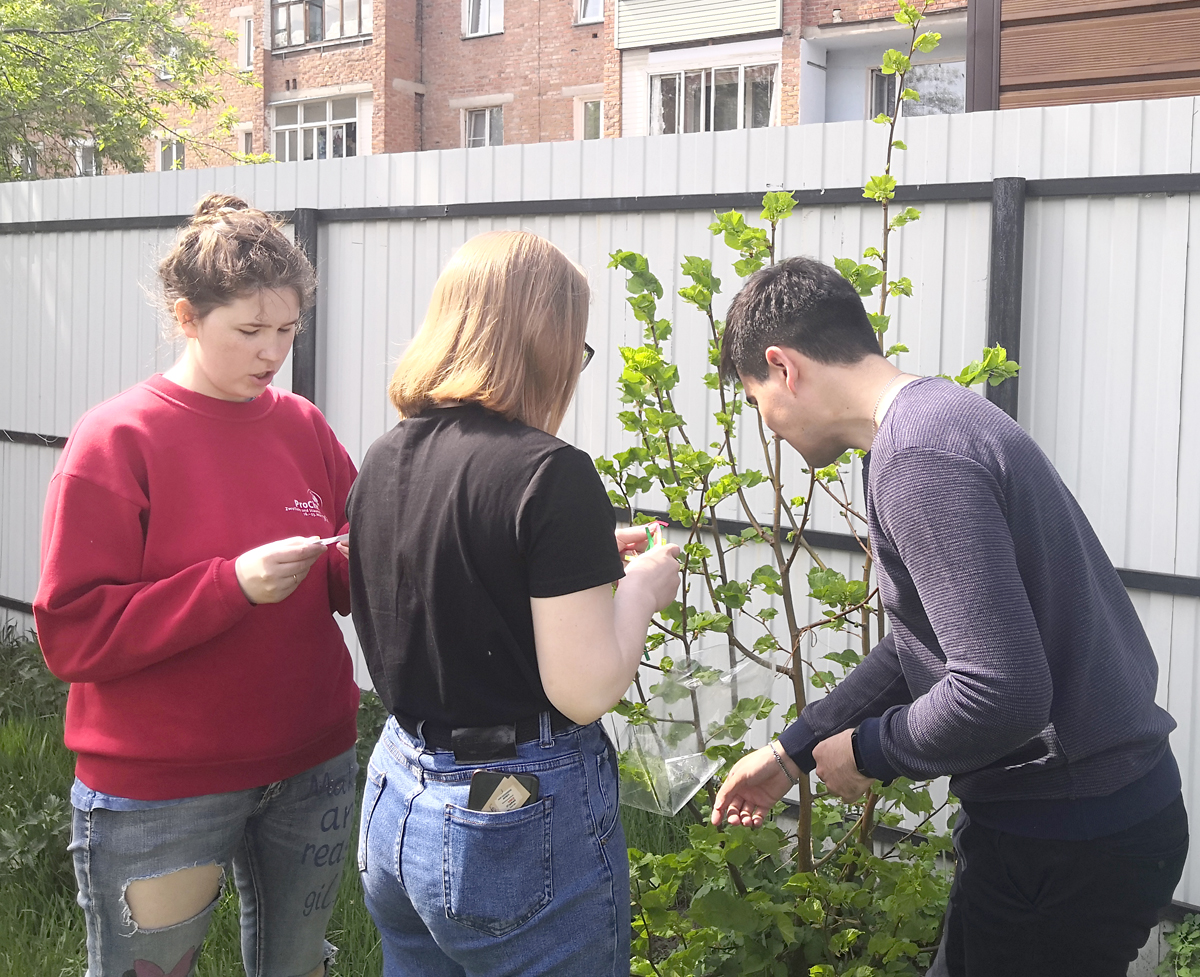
[1161,914,1200,977]
[600,3,1017,973]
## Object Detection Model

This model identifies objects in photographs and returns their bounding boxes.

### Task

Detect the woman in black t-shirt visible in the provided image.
[348,230,681,977]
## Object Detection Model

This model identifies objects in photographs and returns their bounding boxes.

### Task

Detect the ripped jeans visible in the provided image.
[69,747,357,977]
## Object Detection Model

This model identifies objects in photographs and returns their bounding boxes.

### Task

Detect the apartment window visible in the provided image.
[650,63,777,136]
[580,99,602,139]
[272,0,372,48]
[464,0,503,37]
[238,17,254,70]
[76,143,101,177]
[870,61,965,118]
[159,140,185,171]
[577,0,602,24]
[273,97,359,161]
[870,69,896,118]
[17,145,37,179]
[464,106,503,148]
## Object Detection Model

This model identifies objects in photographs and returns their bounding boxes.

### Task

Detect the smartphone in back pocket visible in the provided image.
[467,770,540,812]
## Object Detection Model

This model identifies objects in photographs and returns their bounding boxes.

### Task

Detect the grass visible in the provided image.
[0,620,384,977]
[0,618,686,976]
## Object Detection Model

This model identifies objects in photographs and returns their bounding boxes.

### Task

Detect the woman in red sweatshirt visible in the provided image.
[34,194,360,977]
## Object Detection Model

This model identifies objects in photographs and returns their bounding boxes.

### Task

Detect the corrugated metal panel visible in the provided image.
[615,0,781,51]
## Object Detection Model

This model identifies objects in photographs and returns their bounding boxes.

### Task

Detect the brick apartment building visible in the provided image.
[154,0,1200,176]
[149,0,977,173]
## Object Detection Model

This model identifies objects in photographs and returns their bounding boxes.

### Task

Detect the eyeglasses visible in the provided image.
[582,342,595,371]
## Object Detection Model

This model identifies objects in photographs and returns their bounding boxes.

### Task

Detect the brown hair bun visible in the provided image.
[159,193,316,323]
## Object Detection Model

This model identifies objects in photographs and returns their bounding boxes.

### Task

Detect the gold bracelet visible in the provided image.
[769,741,800,786]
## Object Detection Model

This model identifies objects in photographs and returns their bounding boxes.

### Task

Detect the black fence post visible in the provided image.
[292,208,319,404]
[986,177,1026,421]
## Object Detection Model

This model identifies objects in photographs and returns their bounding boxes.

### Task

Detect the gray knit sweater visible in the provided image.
[779,377,1176,810]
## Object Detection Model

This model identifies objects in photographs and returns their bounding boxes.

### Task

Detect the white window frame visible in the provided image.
[576,0,603,25]
[75,141,101,177]
[463,105,503,148]
[272,96,361,162]
[238,15,255,70]
[271,0,373,49]
[157,138,186,171]
[574,96,603,140]
[648,61,779,136]
[462,0,503,38]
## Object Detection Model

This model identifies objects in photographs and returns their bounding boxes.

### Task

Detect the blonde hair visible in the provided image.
[159,193,316,328]
[389,231,590,434]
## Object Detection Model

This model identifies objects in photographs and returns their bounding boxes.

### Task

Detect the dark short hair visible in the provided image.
[720,256,882,381]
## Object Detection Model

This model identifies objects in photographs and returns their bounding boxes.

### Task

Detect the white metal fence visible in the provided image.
[3,96,1200,899]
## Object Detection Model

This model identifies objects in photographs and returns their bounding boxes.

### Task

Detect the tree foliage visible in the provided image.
[0,0,243,181]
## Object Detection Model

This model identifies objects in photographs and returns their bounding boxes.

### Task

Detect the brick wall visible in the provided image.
[803,0,965,28]
[419,0,606,150]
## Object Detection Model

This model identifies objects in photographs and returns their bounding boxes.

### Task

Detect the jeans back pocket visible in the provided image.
[357,767,387,874]
[442,796,554,937]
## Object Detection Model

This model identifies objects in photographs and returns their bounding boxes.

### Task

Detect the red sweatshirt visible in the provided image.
[34,375,360,800]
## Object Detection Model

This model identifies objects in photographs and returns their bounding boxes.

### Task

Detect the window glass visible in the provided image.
[289,4,304,45]
[273,6,286,46]
[362,0,372,32]
[904,61,966,116]
[744,64,775,128]
[651,74,678,135]
[583,100,601,140]
[871,69,896,118]
[326,0,342,39]
[307,0,322,42]
[682,71,705,133]
[466,109,487,148]
[712,68,739,131]
[488,106,504,146]
[579,0,602,21]
[243,131,254,155]
[467,0,484,34]
[273,98,358,162]
[344,0,359,36]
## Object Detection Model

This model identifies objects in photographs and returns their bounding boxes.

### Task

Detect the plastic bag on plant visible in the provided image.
[606,642,778,816]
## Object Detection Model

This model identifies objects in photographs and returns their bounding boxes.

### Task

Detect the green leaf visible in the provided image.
[901,87,921,101]
[872,112,892,125]
[891,139,908,151]
[834,256,885,297]
[868,313,891,335]
[914,30,942,53]
[885,343,910,358]
[880,49,911,76]
[863,174,898,203]
[761,190,797,223]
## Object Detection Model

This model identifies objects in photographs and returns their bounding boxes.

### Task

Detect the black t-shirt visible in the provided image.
[346,404,625,726]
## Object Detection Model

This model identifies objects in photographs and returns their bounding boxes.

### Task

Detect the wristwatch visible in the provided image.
[850,726,871,778]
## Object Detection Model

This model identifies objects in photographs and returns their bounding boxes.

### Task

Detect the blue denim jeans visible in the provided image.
[70,747,357,977]
[358,715,629,977]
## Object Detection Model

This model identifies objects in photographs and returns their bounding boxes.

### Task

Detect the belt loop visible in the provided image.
[539,711,554,749]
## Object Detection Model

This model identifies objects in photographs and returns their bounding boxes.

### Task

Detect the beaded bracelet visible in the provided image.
[769,741,800,786]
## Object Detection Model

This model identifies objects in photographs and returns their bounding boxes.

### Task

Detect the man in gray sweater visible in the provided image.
[711,256,1187,976]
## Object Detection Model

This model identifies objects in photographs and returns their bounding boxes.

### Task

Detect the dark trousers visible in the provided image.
[929,795,1189,977]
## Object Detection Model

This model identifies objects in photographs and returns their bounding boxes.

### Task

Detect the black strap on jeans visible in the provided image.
[393,708,577,763]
